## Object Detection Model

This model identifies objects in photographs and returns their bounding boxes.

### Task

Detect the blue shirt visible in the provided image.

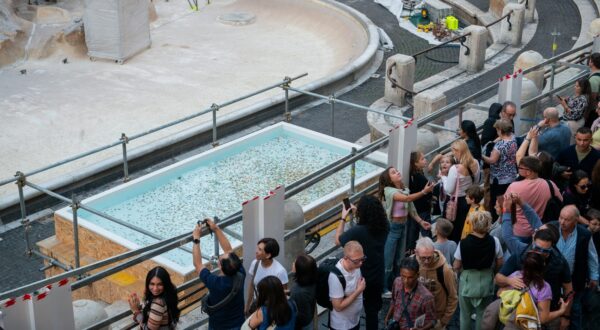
[259,301,297,330]
[200,266,246,329]
[537,123,571,159]
[501,203,542,257]
[557,228,599,281]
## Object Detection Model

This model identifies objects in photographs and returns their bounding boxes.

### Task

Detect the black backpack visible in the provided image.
[542,179,562,223]
[315,257,346,309]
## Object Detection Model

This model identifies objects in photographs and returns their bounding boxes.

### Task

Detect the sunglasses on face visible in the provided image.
[345,255,367,265]
[577,183,591,190]
[531,244,552,256]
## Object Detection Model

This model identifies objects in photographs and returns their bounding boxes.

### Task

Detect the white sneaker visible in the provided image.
[382,291,392,299]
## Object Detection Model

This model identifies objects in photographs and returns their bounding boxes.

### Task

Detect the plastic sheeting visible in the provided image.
[374,0,404,21]
[83,0,151,62]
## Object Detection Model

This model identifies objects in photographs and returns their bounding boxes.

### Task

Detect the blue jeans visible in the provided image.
[384,222,406,291]
[570,290,588,330]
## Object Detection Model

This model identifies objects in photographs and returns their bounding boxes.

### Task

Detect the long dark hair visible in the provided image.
[356,195,390,235]
[378,166,404,201]
[256,276,292,326]
[293,254,317,287]
[461,120,481,151]
[522,253,547,290]
[569,170,589,196]
[409,151,423,175]
[143,266,180,324]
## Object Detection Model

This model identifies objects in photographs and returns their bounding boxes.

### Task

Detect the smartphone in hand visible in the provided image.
[342,197,351,211]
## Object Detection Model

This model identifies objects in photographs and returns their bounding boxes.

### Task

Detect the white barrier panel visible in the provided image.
[263,186,285,265]
[498,75,509,103]
[387,119,417,186]
[0,279,74,330]
[498,70,524,133]
[31,279,75,330]
[242,196,261,273]
[1,294,34,330]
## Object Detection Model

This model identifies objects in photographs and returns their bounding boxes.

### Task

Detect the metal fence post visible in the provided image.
[211,216,219,268]
[549,29,560,92]
[16,172,32,257]
[330,93,335,136]
[211,104,220,147]
[283,76,291,122]
[120,133,130,182]
[350,147,356,194]
[71,197,81,268]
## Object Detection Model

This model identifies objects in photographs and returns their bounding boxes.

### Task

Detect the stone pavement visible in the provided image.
[0,217,54,292]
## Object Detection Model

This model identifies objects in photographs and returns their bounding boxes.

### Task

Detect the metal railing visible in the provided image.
[0,73,308,189]
[0,41,594,328]
[484,10,513,29]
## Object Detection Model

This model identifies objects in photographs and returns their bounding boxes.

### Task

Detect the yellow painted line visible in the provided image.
[316,218,350,237]
[108,271,137,286]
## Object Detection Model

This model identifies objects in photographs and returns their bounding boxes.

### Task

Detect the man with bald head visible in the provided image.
[531,107,571,159]
[549,205,599,329]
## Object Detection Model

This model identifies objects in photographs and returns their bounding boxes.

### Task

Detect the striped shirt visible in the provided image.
[145,297,172,330]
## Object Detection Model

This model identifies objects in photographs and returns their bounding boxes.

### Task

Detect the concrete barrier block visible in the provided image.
[384,54,415,106]
[514,50,544,91]
[458,25,488,73]
[499,3,525,46]
[414,90,447,119]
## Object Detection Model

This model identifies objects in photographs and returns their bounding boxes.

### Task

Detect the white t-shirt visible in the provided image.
[249,259,288,288]
[328,259,363,329]
[454,236,503,268]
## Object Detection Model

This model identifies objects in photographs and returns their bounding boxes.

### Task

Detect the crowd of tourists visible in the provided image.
[126,55,600,330]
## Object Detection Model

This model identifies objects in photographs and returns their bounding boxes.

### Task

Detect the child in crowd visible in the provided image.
[431,154,455,215]
[461,185,485,239]
[433,218,457,266]
[588,209,600,258]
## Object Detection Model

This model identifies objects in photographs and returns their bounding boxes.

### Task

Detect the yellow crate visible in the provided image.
[446,16,458,31]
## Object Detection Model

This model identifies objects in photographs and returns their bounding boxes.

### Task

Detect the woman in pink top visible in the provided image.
[378,167,434,293]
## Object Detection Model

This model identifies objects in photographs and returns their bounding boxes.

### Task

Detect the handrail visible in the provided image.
[416,41,593,128]
[423,68,589,159]
[286,87,456,132]
[485,10,512,29]
[411,32,472,59]
[0,205,243,300]
[0,73,308,188]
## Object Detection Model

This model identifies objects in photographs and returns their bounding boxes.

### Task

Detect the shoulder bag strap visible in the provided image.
[466,164,475,182]
[400,287,416,327]
[452,174,460,200]
[545,180,556,199]
[205,272,244,312]
[251,260,260,297]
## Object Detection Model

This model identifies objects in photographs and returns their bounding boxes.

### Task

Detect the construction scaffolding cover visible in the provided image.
[83,0,151,62]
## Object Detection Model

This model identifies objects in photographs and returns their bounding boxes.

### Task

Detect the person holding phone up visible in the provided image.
[335,195,389,330]
[557,78,591,144]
